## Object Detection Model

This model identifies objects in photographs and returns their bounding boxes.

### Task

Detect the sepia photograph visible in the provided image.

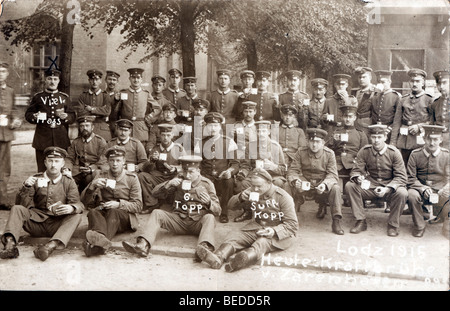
[0,0,448,296]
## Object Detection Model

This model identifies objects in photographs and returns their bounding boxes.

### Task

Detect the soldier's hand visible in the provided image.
[85,105,93,112]
[337,90,348,99]
[103,201,120,209]
[423,188,433,201]
[294,179,303,191]
[114,92,121,101]
[24,176,38,187]
[54,204,75,215]
[79,167,91,174]
[10,118,22,129]
[92,178,107,189]
[198,192,211,204]
[236,172,246,181]
[263,159,277,171]
[438,186,450,198]
[316,183,326,194]
[374,186,390,197]
[408,124,419,135]
[167,177,183,188]
[240,188,251,201]
[256,227,275,238]
[55,108,67,120]
[151,151,160,161]
[62,168,72,178]
[356,175,365,185]
[219,169,232,180]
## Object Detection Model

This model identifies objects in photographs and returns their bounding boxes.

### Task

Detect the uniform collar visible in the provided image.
[314,97,325,103]
[190,175,203,188]
[168,87,181,93]
[159,142,174,152]
[257,90,268,95]
[423,147,441,158]
[88,88,102,96]
[44,171,62,184]
[287,90,299,95]
[281,123,294,129]
[186,93,198,100]
[261,184,277,200]
[152,92,164,99]
[371,143,388,156]
[217,88,230,95]
[129,87,142,93]
[45,89,59,94]
[83,132,95,143]
[117,136,130,145]
[241,120,255,127]
[410,91,425,98]
[358,84,375,93]
[108,169,126,181]
[308,148,324,159]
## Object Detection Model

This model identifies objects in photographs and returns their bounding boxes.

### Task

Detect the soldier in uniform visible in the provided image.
[277,104,307,167]
[208,69,239,124]
[234,120,287,222]
[322,74,358,141]
[327,105,368,203]
[232,70,257,121]
[176,76,199,124]
[115,67,161,144]
[77,69,112,141]
[232,101,258,156]
[150,75,172,118]
[162,68,186,107]
[246,71,279,122]
[0,62,22,210]
[391,68,433,165]
[369,70,401,144]
[431,70,449,149]
[345,124,408,236]
[65,115,107,192]
[278,70,310,130]
[80,146,143,256]
[197,168,298,272]
[0,147,84,261]
[121,155,221,260]
[146,102,180,153]
[287,128,344,235]
[138,124,186,213]
[102,119,147,173]
[307,78,328,128]
[353,67,376,136]
[103,70,121,138]
[201,112,240,223]
[406,125,449,237]
[25,69,76,172]
[188,99,210,157]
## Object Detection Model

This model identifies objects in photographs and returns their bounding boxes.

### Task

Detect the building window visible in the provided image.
[389,49,425,91]
[30,42,61,93]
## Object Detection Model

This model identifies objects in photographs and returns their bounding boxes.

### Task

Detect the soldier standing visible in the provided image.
[278,70,309,130]
[287,128,344,235]
[162,68,186,107]
[431,70,449,149]
[208,69,239,124]
[176,76,199,124]
[277,104,307,166]
[104,70,121,137]
[0,147,84,261]
[406,125,449,238]
[146,103,180,153]
[81,146,143,257]
[232,101,258,156]
[345,124,408,236]
[233,70,257,121]
[391,68,433,165]
[0,62,22,210]
[353,67,375,136]
[25,69,76,172]
[197,168,298,272]
[246,71,279,122]
[77,69,112,141]
[121,155,221,259]
[307,78,328,128]
[150,75,172,117]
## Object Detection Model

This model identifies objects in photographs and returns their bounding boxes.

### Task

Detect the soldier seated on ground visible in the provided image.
[121,155,221,260]
[406,125,449,238]
[80,146,142,257]
[197,168,298,272]
[0,147,84,261]
[287,128,344,235]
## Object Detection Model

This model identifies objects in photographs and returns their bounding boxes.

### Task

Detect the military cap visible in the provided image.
[158,123,174,133]
[433,71,450,83]
[310,78,328,88]
[333,74,351,83]
[374,70,393,78]
[280,104,298,115]
[44,69,61,77]
[183,76,197,84]
[86,69,103,79]
[204,112,225,124]
[216,69,232,77]
[368,123,388,135]
[241,101,257,110]
[76,115,96,124]
[192,98,210,110]
[407,68,427,79]
[151,75,166,83]
[249,168,273,183]
[179,155,202,169]
[255,71,271,80]
[354,67,373,75]
[339,104,357,115]
[422,125,446,138]
[168,68,183,76]
[106,70,120,78]
[116,119,133,129]
[306,128,328,140]
[285,70,303,79]
[255,120,272,130]
[162,102,177,112]
[105,145,126,158]
[127,68,144,76]
[44,146,68,159]
[0,62,9,68]
[240,70,255,79]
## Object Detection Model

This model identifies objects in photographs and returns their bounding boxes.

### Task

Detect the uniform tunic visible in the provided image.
[353,85,376,131]
[322,93,358,140]
[162,87,187,107]
[77,89,112,141]
[104,89,121,137]
[278,90,309,129]
[102,137,147,171]
[431,96,450,148]
[233,91,278,122]
[276,124,307,164]
[307,97,326,128]
[208,89,239,124]
[176,94,199,123]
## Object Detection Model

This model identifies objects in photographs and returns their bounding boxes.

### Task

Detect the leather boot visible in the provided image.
[387,224,399,237]
[122,237,150,257]
[197,243,235,269]
[0,235,19,259]
[316,205,327,219]
[34,240,59,261]
[350,220,367,234]
[193,242,214,263]
[86,230,112,251]
[83,240,106,257]
[332,217,344,235]
[224,247,258,272]
[234,210,252,222]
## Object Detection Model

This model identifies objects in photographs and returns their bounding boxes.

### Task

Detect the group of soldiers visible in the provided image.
[0,62,448,272]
